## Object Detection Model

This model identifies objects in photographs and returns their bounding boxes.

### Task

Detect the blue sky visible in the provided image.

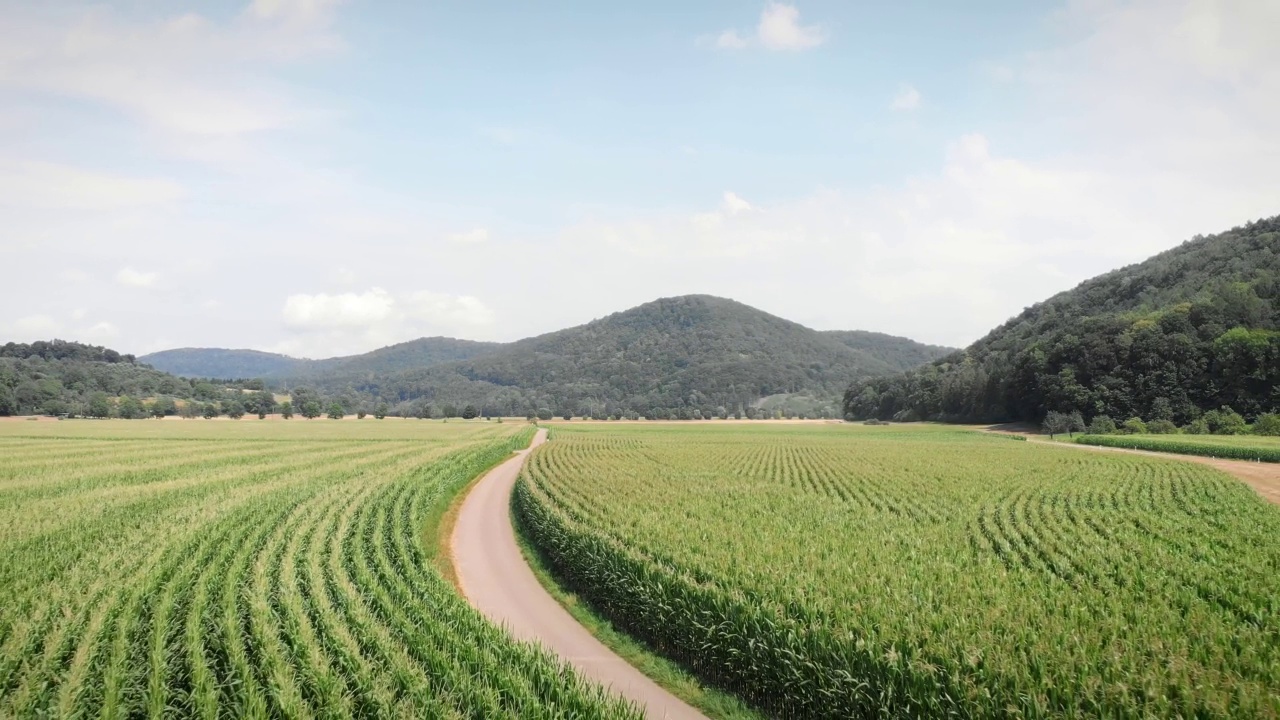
[2,0,1277,357]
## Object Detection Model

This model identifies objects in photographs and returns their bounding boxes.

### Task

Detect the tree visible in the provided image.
[442,404,459,419]
[561,408,573,421]
[414,401,431,420]
[375,403,388,420]
[301,400,322,420]
[1067,411,1085,436]
[250,389,276,416]
[87,392,113,419]
[202,403,219,419]
[1147,419,1179,434]
[150,396,177,418]
[223,400,245,420]
[1121,417,1148,434]
[536,408,553,421]
[357,409,367,419]
[1087,415,1117,435]
[117,395,143,419]
[1253,413,1280,436]
[279,401,294,419]
[1203,406,1247,435]
[1043,410,1073,439]
[461,404,478,420]
[327,402,345,420]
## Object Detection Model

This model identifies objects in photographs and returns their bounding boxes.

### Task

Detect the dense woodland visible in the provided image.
[844,216,1280,426]
[142,337,501,379]
[287,295,931,419]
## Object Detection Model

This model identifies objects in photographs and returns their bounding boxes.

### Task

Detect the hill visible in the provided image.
[0,340,197,416]
[142,337,504,380]
[821,330,954,372]
[844,215,1280,425]
[298,295,921,418]
[140,347,303,379]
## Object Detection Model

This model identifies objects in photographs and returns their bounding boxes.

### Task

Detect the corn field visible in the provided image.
[1077,433,1280,462]
[516,423,1280,718]
[0,420,639,719]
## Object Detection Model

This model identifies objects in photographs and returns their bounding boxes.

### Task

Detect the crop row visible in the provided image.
[1076,433,1280,462]
[0,424,639,719]
[516,423,1280,718]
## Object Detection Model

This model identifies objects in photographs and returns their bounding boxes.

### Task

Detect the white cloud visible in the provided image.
[712,3,825,52]
[276,288,495,356]
[11,315,63,338]
[0,4,341,139]
[715,30,749,49]
[84,321,120,340]
[116,267,158,288]
[282,288,395,329]
[722,191,753,215]
[448,228,490,245]
[757,3,825,51]
[0,161,182,211]
[891,84,922,111]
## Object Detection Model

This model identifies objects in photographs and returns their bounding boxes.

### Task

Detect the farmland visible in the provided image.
[0,420,637,719]
[516,423,1280,718]
[1077,433,1280,462]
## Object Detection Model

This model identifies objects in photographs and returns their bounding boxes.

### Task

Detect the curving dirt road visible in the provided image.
[451,429,707,720]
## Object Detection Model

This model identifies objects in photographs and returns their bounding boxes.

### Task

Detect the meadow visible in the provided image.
[1077,433,1280,462]
[516,423,1280,718]
[0,419,637,719]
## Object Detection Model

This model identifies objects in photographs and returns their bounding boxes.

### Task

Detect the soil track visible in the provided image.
[451,429,706,720]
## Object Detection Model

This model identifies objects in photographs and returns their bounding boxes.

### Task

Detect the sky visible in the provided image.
[2,0,1277,358]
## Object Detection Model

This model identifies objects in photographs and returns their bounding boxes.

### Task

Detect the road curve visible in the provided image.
[451,429,707,720]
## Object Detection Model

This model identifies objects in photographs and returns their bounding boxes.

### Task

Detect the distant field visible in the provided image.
[0,420,634,718]
[517,423,1280,718]
[1078,433,1280,462]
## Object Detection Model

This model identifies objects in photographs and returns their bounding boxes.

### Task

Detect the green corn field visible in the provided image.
[1077,433,1280,462]
[516,423,1280,718]
[0,420,639,719]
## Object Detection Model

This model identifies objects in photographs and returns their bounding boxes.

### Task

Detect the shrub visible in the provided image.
[1204,406,1247,435]
[1253,413,1280,436]
[1087,415,1117,435]
[1184,418,1209,435]
[1147,419,1179,434]
[1121,417,1148,435]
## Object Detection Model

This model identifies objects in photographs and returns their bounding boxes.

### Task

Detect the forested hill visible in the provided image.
[139,348,302,379]
[298,295,922,418]
[0,340,196,416]
[821,331,954,372]
[141,337,504,380]
[844,215,1280,425]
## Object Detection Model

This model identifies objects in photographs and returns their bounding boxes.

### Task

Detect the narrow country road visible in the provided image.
[451,429,707,720]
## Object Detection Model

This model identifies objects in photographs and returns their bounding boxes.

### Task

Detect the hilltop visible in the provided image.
[845,215,1280,424]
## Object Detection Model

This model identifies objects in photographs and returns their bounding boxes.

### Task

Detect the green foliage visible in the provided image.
[279,400,293,419]
[202,403,219,419]
[375,403,388,420]
[116,395,144,419]
[1253,413,1280,436]
[87,391,113,419]
[300,400,322,420]
[845,216,1280,424]
[461,404,479,420]
[222,399,245,420]
[1121,417,1149,434]
[1203,406,1248,435]
[518,424,1280,717]
[326,402,345,420]
[1146,419,1179,434]
[1087,415,1117,435]
[1078,434,1280,462]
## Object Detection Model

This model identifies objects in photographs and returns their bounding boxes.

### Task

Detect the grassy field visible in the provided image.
[516,423,1280,718]
[1077,433,1280,462]
[0,419,637,718]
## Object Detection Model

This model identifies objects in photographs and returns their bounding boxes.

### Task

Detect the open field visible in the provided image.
[516,423,1280,718]
[1077,433,1280,462]
[0,420,636,718]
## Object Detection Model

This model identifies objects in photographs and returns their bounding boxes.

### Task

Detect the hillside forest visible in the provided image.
[843,216,1280,427]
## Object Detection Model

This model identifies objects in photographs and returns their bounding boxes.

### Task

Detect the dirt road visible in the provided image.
[451,429,706,720]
